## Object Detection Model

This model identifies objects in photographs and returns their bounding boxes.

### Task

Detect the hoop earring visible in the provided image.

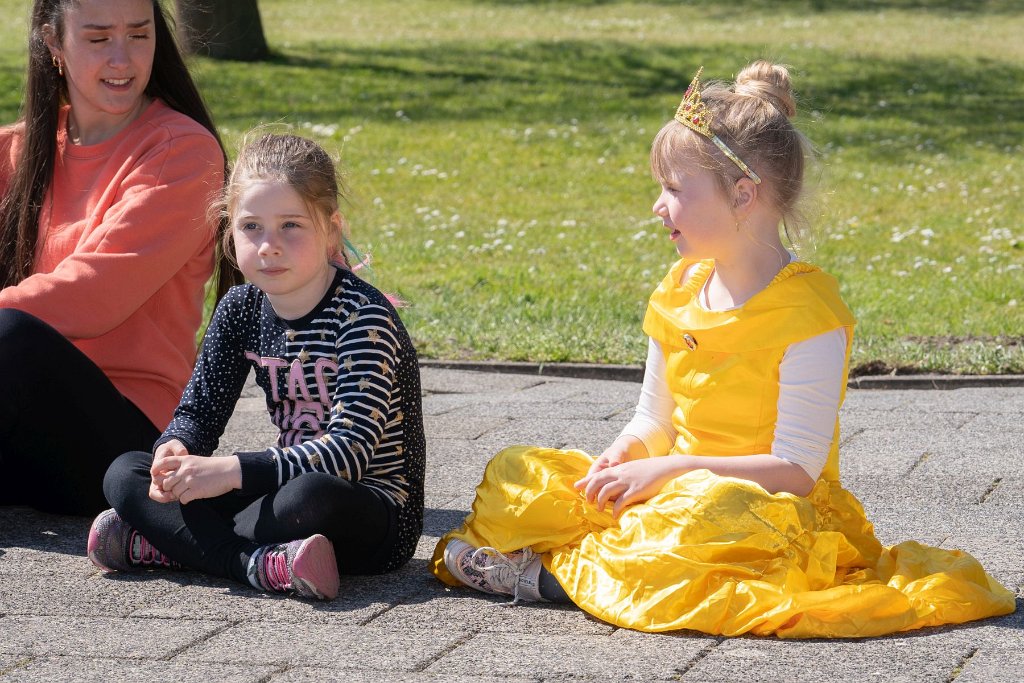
[52,55,63,76]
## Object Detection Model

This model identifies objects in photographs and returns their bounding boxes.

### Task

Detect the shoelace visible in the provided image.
[129,531,176,568]
[470,546,533,605]
[260,546,292,591]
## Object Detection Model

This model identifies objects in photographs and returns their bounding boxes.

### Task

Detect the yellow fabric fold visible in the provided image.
[431,447,1014,637]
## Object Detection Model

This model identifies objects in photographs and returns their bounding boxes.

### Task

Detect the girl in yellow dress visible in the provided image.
[430,60,1015,637]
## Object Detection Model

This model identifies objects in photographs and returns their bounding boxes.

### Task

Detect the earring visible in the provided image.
[52,55,63,76]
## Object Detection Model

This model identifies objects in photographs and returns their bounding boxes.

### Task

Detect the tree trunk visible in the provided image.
[176,0,270,62]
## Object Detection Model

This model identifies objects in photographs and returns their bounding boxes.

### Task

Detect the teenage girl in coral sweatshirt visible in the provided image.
[0,0,238,515]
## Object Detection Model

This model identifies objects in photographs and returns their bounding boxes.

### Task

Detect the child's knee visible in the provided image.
[102,450,153,508]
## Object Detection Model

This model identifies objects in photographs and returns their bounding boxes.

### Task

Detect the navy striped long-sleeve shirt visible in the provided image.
[159,268,425,566]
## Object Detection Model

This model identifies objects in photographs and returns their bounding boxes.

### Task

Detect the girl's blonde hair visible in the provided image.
[217,133,353,267]
[651,60,814,246]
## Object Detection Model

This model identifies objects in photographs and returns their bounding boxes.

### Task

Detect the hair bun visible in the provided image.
[734,60,797,118]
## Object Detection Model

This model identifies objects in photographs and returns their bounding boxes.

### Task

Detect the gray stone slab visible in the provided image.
[426,631,713,680]
[843,473,988,511]
[565,377,644,403]
[181,623,463,670]
[0,657,275,683]
[426,465,487,504]
[913,430,1024,476]
[0,615,228,658]
[271,670,531,683]
[863,503,1023,573]
[421,392,478,416]
[960,411,1024,433]
[423,414,510,440]
[459,399,633,420]
[983,475,1024,505]
[895,387,1024,413]
[839,428,937,478]
[0,547,90,573]
[472,418,623,453]
[423,505,470,537]
[839,409,976,433]
[957,644,1024,683]
[0,507,90,556]
[0,568,184,618]
[130,566,427,624]
[420,368,542,394]
[0,655,29,674]
[425,437,495,470]
[840,389,910,411]
[371,590,613,635]
[688,629,991,682]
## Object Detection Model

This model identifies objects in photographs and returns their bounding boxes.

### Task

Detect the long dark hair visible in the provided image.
[0,0,241,299]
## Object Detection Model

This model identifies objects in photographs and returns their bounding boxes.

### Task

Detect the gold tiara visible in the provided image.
[674,67,761,184]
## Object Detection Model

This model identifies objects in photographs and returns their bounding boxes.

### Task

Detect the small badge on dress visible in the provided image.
[682,333,698,351]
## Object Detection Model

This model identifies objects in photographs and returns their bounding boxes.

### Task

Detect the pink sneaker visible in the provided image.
[87,508,180,572]
[248,534,339,600]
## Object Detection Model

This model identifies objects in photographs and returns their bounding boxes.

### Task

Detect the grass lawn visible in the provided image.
[1,0,1021,373]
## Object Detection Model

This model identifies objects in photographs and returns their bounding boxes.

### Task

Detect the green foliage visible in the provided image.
[2,0,1021,373]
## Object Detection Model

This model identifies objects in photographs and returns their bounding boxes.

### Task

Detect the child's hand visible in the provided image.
[149,439,189,503]
[582,435,648,478]
[155,455,242,505]
[574,456,686,519]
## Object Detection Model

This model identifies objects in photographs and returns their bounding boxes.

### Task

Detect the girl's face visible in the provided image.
[231,180,337,320]
[652,161,737,259]
[46,0,156,143]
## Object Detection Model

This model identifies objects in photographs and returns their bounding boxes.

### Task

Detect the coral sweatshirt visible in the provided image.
[0,99,224,429]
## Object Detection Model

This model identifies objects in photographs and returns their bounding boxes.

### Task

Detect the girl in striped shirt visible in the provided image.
[88,133,425,601]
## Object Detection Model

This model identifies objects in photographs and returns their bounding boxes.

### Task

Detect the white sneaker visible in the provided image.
[443,539,543,604]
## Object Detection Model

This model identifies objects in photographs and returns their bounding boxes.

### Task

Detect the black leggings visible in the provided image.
[0,309,160,516]
[104,451,400,585]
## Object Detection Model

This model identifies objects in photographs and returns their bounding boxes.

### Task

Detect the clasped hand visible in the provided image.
[574,448,684,519]
[149,439,241,505]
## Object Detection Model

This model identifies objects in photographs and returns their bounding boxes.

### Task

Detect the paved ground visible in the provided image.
[1,367,1022,682]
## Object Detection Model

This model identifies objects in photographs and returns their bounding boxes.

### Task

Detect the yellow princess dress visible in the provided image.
[431,260,1015,638]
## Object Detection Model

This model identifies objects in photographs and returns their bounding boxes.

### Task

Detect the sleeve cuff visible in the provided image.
[235,450,279,495]
[153,434,199,455]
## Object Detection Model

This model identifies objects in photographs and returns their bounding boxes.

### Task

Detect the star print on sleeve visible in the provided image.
[160,285,253,456]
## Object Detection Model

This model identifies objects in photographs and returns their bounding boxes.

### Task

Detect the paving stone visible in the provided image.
[0,568,182,618]
[0,656,275,683]
[687,629,982,682]
[420,369,542,394]
[129,567,425,625]
[460,399,633,420]
[0,615,228,659]
[840,390,909,412]
[896,387,1024,413]
[426,631,712,680]
[270,670,532,683]
[371,590,614,635]
[956,644,1024,683]
[472,418,623,453]
[959,411,1024,433]
[181,623,463,670]
[982,475,1024,505]
[839,409,976,433]
[423,413,509,440]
